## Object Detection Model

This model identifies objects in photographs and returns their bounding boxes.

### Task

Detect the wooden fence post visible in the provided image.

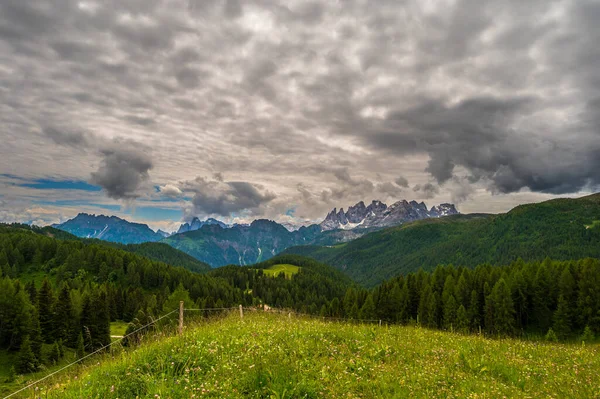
[179,301,184,336]
[379,320,382,327]
[239,304,244,320]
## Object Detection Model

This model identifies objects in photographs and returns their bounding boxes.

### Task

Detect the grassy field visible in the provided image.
[262,264,301,278]
[110,320,129,337]
[7,312,599,398]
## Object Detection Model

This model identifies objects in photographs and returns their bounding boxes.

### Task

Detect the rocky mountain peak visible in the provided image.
[319,199,459,231]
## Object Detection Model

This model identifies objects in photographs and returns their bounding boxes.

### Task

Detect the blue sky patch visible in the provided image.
[20,179,102,191]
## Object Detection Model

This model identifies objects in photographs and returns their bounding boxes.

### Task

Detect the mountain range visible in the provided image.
[320,200,458,230]
[285,193,600,286]
[176,217,229,234]
[52,213,164,244]
[53,198,460,266]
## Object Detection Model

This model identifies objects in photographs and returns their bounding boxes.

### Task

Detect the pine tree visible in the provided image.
[418,283,432,326]
[24,281,37,303]
[49,341,61,364]
[330,297,341,317]
[359,294,376,320]
[581,326,595,343]
[443,295,457,330]
[37,279,55,343]
[533,262,552,331]
[468,289,480,331]
[29,307,43,361]
[17,336,38,374]
[490,278,515,336]
[54,284,76,344]
[552,295,571,339]
[545,328,558,342]
[456,305,469,333]
[76,332,85,359]
[427,292,439,328]
[162,283,193,313]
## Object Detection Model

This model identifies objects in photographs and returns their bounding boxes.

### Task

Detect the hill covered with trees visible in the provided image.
[0,226,351,382]
[285,193,600,286]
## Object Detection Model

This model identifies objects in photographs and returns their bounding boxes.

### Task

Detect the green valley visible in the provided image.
[285,194,600,286]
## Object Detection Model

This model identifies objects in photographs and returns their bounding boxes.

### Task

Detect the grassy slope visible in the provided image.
[262,264,301,278]
[285,193,600,286]
[18,312,599,399]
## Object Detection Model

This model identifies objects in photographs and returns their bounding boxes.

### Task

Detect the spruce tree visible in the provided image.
[24,281,37,303]
[29,307,43,362]
[581,326,595,343]
[456,305,469,333]
[490,278,515,336]
[54,284,76,344]
[468,289,480,331]
[37,279,55,343]
[17,336,37,374]
[49,341,61,364]
[359,294,376,320]
[552,295,571,339]
[76,332,85,359]
[545,328,558,342]
[443,295,457,330]
[533,262,552,331]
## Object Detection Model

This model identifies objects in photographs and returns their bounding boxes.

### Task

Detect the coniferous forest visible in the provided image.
[1,220,599,379]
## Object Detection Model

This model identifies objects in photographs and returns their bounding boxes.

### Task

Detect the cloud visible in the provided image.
[91,140,154,199]
[395,176,409,188]
[413,183,440,199]
[43,127,154,200]
[181,177,276,218]
[2,0,600,226]
[44,126,91,148]
[159,184,183,198]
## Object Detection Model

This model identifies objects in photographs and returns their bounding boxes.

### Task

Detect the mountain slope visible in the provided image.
[53,213,163,244]
[285,193,600,286]
[162,220,322,267]
[111,242,212,273]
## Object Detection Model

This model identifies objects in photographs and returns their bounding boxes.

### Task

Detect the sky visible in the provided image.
[0,0,599,232]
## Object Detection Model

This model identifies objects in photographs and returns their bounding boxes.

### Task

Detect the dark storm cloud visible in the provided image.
[2,0,600,226]
[181,177,276,217]
[413,183,440,200]
[91,141,154,200]
[43,127,153,200]
[370,95,600,194]
[395,177,409,188]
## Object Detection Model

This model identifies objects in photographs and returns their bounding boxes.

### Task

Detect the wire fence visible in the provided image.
[3,304,383,399]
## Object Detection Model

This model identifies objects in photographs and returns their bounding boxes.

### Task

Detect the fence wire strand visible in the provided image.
[4,305,381,398]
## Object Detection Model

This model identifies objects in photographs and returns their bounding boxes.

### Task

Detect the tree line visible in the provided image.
[0,228,350,375]
[332,257,599,340]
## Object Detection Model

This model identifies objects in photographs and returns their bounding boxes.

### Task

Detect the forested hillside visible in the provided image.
[210,255,353,313]
[285,194,600,286]
[350,257,600,339]
[0,226,350,381]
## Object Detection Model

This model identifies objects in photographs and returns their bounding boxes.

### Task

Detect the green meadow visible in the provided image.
[262,264,301,278]
[9,312,599,398]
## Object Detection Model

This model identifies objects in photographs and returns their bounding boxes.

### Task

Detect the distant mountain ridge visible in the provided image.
[53,213,164,244]
[163,219,322,267]
[320,199,458,231]
[52,199,459,267]
[177,217,229,234]
[285,193,600,286]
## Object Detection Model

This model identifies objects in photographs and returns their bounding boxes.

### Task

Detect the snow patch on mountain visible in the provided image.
[319,200,459,231]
